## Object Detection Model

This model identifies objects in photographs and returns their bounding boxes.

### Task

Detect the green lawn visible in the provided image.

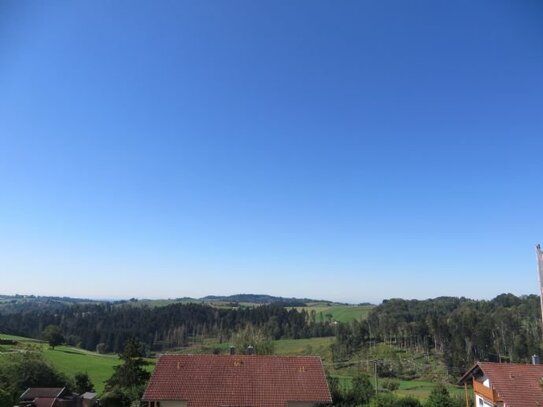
[43,346,122,394]
[396,380,466,400]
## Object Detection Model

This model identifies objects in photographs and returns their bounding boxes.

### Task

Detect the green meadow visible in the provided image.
[0,333,154,394]
[294,303,373,323]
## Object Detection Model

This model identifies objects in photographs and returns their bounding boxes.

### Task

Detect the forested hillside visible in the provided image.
[0,302,334,353]
[2,292,541,383]
[333,293,542,377]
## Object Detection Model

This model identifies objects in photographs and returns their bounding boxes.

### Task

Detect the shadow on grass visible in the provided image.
[54,349,85,355]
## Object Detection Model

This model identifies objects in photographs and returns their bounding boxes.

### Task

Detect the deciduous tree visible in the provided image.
[74,372,95,394]
[43,325,64,349]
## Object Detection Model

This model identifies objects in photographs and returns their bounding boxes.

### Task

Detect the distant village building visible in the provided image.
[142,354,332,407]
[17,388,80,407]
[459,361,543,407]
[80,392,97,407]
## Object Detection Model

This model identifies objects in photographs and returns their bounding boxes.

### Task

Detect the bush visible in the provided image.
[100,388,131,407]
[346,374,374,406]
[425,385,455,407]
[394,396,422,407]
[381,379,400,391]
[369,393,397,407]
[0,389,12,407]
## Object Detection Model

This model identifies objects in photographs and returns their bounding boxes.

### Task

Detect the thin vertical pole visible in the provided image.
[536,244,543,339]
[373,361,378,395]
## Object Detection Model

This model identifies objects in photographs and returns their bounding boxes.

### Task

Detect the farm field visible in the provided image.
[294,303,373,323]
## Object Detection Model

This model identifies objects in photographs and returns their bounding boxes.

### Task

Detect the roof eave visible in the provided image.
[458,362,483,385]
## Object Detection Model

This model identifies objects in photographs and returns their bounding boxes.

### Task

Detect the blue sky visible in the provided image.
[1,1,542,303]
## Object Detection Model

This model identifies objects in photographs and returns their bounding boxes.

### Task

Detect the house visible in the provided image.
[459,361,543,406]
[142,354,332,407]
[18,388,80,407]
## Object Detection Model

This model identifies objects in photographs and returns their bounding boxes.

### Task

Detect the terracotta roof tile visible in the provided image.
[477,362,543,406]
[143,355,332,407]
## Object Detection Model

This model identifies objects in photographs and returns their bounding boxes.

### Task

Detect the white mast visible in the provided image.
[537,244,543,336]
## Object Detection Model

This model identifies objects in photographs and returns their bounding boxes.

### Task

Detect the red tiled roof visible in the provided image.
[143,355,332,407]
[466,362,543,406]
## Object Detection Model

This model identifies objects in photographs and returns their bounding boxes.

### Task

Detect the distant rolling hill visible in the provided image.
[0,294,104,314]
[0,293,372,313]
[200,294,321,306]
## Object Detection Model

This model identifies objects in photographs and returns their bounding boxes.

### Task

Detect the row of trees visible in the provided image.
[333,294,542,376]
[0,302,334,353]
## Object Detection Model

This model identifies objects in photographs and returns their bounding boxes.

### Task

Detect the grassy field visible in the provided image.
[294,303,373,323]
[273,336,335,357]
[0,333,154,394]
[396,380,465,400]
[42,346,123,394]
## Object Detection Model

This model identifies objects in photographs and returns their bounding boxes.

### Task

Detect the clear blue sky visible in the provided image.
[1,1,542,303]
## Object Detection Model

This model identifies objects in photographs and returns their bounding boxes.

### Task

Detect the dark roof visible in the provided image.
[460,362,543,406]
[20,389,66,401]
[143,354,332,407]
[32,398,57,407]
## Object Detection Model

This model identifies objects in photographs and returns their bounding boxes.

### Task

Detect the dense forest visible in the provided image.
[333,294,543,376]
[2,293,542,381]
[0,302,334,353]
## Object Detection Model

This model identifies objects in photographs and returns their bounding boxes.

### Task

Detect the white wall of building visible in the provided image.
[475,394,495,407]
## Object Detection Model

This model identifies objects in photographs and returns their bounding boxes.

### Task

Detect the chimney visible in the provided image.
[229,346,236,355]
[247,345,255,355]
[532,355,540,365]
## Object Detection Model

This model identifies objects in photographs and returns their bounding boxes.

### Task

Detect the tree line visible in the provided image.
[333,293,542,377]
[0,302,334,353]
